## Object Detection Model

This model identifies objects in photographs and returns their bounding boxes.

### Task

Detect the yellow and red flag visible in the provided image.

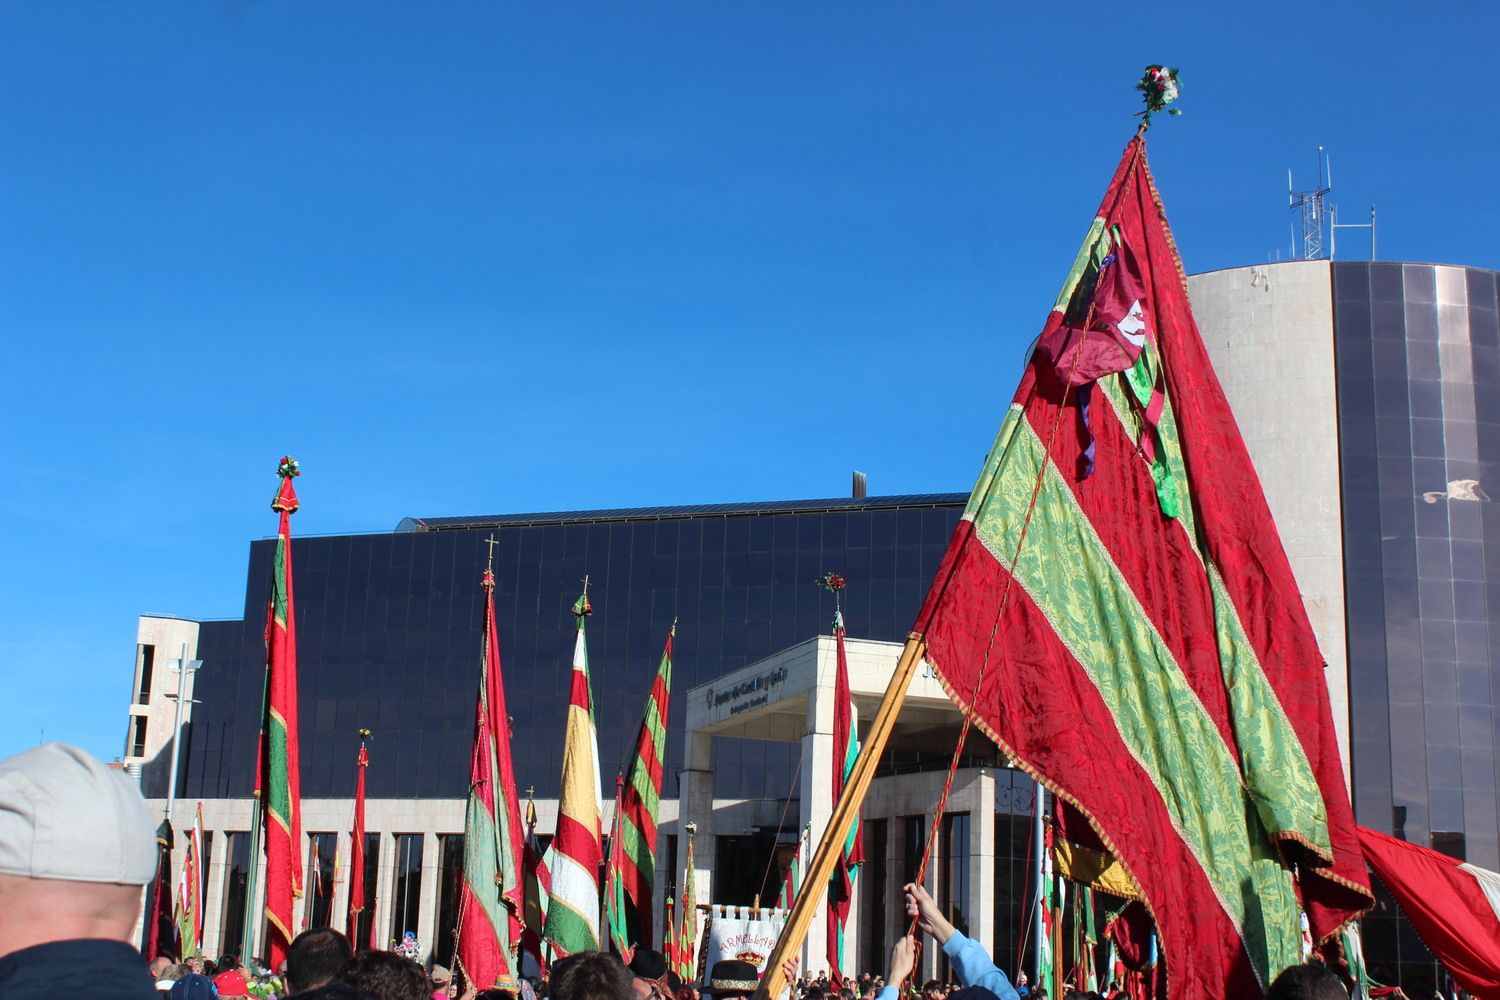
[541,590,604,957]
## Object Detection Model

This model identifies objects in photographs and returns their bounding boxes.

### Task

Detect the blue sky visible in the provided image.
[2,2,1497,763]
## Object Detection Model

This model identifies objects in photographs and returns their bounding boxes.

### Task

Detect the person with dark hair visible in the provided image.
[550,952,635,1000]
[702,960,759,1000]
[1266,963,1349,1000]
[341,949,433,1000]
[284,927,356,995]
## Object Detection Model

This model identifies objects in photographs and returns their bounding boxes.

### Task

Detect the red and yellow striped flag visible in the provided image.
[258,456,304,969]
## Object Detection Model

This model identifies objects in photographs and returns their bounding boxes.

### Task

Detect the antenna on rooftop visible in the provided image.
[1289,146,1376,261]
[1289,147,1331,261]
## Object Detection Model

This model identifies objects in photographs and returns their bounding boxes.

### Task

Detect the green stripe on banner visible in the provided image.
[1094,377,1334,857]
[544,889,600,952]
[967,407,1301,983]
[266,716,291,825]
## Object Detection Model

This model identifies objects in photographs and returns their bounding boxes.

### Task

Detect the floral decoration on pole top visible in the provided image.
[1135,65,1182,128]
[817,572,846,593]
[271,456,301,513]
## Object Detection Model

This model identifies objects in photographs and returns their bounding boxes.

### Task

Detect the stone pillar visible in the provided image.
[968,771,996,966]
[374,833,396,950]
[800,667,834,978]
[417,832,441,963]
[202,829,227,956]
[681,731,716,946]
[332,830,352,938]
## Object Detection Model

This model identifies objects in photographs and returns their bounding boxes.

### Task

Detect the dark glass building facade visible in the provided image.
[149,495,966,803]
[1331,262,1500,990]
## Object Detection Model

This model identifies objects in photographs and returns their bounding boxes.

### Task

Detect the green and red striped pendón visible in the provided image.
[913,135,1372,1000]
[457,555,526,990]
[607,625,675,956]
[259,456,304,969]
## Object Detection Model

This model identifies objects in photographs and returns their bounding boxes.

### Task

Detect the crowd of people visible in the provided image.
[0,743,1356,1000]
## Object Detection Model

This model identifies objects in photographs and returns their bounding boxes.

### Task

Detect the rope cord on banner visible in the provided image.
[896,147,1144,991]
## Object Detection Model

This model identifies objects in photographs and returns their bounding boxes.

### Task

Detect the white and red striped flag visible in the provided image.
[1357,825,1500,1000]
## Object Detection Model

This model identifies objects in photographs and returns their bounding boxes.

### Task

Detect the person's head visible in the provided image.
[150,956,174,978]
[923,981,946,1000]
[287,926,354,993]
[839,989,854,1000]
[169,973,218,1000]
[628,949,669,1000]
[1016,974,1029,988]
[341,950,432,1000]
[430,963,452,986]
[551,951,634,1000]
[0,743,158,954]
[703,960,759,1000]
[187,955,205,974]
[214,969,251,998]
[1266,963,1349,1000]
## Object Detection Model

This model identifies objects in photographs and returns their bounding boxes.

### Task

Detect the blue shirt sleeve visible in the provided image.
[942,931,1020,1000]
[875,986,900,1000]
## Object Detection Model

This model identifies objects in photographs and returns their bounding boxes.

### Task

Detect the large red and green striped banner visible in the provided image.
[458,561,527,990]
[542,591,604,957]
[912,137,1371,1000]
[826,611,862,986]
[259,457,304,969]
[346,742,369,944]
[608,625,675,955]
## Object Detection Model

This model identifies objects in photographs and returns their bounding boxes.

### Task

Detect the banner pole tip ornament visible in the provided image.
[272,456,300,512]
[1135,65,1182,130]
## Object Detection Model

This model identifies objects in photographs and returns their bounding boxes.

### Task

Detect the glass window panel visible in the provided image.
[434,834,465,968]
[305,832,338,929]
[353,833,381,950]
[391,834,425,951]
[219,831,251,959]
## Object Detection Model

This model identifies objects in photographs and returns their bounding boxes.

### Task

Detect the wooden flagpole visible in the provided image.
[753,632,927,1000]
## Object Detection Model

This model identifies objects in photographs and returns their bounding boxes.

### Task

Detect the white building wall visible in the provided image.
[1188,262,1353,786]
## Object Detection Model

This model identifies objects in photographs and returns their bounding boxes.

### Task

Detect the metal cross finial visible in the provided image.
[581,574,591,595]
[525,785,535,799]
[485,534,500,564]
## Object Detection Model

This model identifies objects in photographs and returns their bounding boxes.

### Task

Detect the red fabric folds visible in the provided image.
[1358,826,1500,1000]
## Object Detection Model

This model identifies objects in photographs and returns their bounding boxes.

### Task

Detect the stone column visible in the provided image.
[374,833,396,951]
[417,832,441,963]
[202,829,227,956]
[680,731,716,948]
[800,663,834,978]
[968,771,996,966]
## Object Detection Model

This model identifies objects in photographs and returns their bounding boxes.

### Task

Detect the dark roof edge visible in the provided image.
[397,493,969,532]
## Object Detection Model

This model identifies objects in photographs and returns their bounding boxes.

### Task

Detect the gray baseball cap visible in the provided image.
[0,742,157,884]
